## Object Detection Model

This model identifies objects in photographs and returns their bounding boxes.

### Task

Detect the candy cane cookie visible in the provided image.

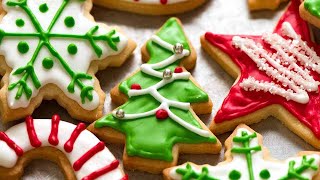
[0,115,127,180]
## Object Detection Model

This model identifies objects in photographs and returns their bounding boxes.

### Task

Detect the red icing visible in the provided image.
[26,116,42,147]
[73,141,105,171]
[174,67,183,73]
[0,132,24,156]
[64,123,86,153]
[205,0,320,138]
[131,83,142,90]
[160,0,168,4]
[81,160,120,180]
[48,114,60,146]
[121,174,129,180]
[156,109,169,120]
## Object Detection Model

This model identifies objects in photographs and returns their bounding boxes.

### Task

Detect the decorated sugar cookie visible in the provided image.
[88,18,221,174]
[164,125,320,180]
[248,0,289,11]
[93,0,207,15]
[300,0,320,29]
[0,115,128,180]
[0,0,136,123]
[201,0,320,149]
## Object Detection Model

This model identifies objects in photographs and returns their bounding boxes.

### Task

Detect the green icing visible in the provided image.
[176,163,218,180]
[279,156,318,180]
[94,18,216,161]
[15,19,25,27]
[304,0,320,18]
[231,131,262,180]
[4,0,120,102]
[229,170,241,180]
[259,169,270,179]
[67,43,77,55]
[39,3,48,13]
[64,16,75,28]
[42,57,54,69]
[17,41,29,54]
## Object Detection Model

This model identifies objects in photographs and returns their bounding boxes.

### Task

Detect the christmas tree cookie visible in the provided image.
[164,125,320,180]
[93,0,207,15]
[0,0,136,123]
[300,0,320,28]
[202,0,320,149]
[88,18,221,174]
[0,115,128,180]
[248,0,288,11]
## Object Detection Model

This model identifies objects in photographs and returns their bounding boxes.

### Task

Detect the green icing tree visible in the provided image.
[2,0,120,103]
[95,18,217,161]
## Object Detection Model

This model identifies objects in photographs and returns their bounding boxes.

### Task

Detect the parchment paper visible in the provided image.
[0,0,317,179]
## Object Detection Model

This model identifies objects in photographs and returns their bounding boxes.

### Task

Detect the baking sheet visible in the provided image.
[1,0,317,179]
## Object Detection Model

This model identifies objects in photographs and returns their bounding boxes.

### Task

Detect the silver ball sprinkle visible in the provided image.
[163,69,173,80]
[115,109,125,119]
[173,43,184,54]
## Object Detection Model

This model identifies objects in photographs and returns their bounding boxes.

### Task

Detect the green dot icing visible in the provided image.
[42,57,54,69]
[64,16,75,28]
[229,170,241,180]
[67,44,77,55]
[39,3,48,13]
[94,18,216,161]
[17,41,29,54]
[15,19,25,27]
[304,0,320,18]
[259,169,270,179]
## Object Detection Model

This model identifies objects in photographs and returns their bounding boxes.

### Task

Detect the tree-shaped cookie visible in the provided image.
[93,0,207,15]
[0,0,136,122]
[300,0,320,29]
[164,124,320,180]
[202,0,320,149]
[88,18,221,174]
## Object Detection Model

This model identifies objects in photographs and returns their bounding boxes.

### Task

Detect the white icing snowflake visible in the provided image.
[0,0,128,110]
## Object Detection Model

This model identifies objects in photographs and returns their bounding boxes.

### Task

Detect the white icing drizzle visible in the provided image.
[233,22,320,104]
[1,0,128,110]
[169,128,320,180]
[112,35,212,138]
[0,118,125,179]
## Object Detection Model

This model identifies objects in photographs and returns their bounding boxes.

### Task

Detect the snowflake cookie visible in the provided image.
[202,0,320,149]
[0,115,128,180]
[93,0,207,15]
[88,18,222,174]
[164,124,320,180]
[0,0,136,122]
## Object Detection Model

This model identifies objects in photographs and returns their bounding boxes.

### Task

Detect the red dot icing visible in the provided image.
[131,83,142,90]
[156,109,169,120]
[174,67,183,73]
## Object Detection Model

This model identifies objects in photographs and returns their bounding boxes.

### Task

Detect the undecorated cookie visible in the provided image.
[88,18,221,174]
[0,0,136,123]
[93,0,207,15]
[201,0,320,149]
[164,125,320,180]
[0,115,128,180]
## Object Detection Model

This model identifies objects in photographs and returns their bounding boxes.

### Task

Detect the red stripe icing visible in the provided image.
[81,160,120,180]
[26,116,42,148]
[64,123,86,153]
[0,132,24,156]
[73,141,105,171]
[121,174,129,180]
[48,114,60,146]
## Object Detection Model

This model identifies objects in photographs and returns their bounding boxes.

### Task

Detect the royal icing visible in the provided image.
[122,0,187,5]
[205,0,320,138]
[0,115,127,180]
[94,18,217,161]
[0,0,128,111]
[169,127,320,180]
[304,0,320,18]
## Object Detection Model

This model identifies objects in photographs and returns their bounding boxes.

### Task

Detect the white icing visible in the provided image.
[0,119,125,179]
[0,0,128,110]
[112,35,212,138]
[121,0,187,5]
[233,22,320,104]
[169,128,320,180]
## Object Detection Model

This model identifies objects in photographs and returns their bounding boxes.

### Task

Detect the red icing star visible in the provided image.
[205,0,320,141]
